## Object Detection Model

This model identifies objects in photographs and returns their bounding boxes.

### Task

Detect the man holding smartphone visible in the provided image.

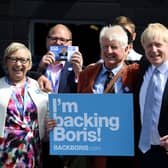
[37,24,84,168]
[37,24,83,93]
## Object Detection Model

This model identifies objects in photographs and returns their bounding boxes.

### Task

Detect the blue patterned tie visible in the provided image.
[139,68,160,153]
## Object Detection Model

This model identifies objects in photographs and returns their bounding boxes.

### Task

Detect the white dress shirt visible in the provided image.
[126,49,142,61]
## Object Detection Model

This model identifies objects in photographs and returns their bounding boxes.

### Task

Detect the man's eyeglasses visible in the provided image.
[47,36,72,43]
[6,56,30,64]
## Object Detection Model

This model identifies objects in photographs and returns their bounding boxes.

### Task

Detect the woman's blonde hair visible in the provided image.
[3,42,32,73]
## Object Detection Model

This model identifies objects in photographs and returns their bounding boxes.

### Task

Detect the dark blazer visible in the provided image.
[58,61,77,93]
[59,51,68,56]
[134,57,168,155]
[78,62,139,168]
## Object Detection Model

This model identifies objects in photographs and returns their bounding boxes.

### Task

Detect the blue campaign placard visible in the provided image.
[49,46,79,61]
[48,93,134,156]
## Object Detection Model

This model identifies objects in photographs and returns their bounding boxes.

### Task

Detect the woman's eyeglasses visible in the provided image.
[6,56,30,64]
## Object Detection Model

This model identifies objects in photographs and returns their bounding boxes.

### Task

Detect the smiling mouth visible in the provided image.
[106,55,116,59]
[151,55,160,59]
[13,69,23,73]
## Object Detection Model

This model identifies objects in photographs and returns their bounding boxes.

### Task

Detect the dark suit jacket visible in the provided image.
[77,62,139,168]
[59,52,68,56]
[57,61,77,93]
[134,57,168,155]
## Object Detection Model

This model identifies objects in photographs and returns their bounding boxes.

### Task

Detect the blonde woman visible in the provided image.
[0,42,48,168]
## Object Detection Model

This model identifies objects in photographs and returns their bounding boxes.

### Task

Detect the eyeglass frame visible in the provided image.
[6,56,30,64]
[47,36,72,44]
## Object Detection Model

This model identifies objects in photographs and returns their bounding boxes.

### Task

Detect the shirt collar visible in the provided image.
[102,63,123,75]
[48,62,64,72]
[152,60,168,74]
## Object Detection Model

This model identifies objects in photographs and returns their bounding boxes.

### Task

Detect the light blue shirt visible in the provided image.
[140,61,168,144]
[45,63,64,93]
[93,63,123,94]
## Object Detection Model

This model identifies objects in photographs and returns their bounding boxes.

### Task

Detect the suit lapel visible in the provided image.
[58,62,75,93]
[136,57,150,95]
[78,63,103,93]
[158,78,168,136]
[85,63,102,93]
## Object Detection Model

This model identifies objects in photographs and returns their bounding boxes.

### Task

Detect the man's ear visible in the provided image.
[125,45,131,54]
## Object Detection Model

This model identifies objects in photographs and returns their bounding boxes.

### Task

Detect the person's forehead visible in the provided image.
[124,25,133,34]
[145,36,164,43]
[49,26,70,37]
[143,37,167,47]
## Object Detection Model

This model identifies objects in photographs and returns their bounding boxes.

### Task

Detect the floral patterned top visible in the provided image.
[0,81,41,168]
